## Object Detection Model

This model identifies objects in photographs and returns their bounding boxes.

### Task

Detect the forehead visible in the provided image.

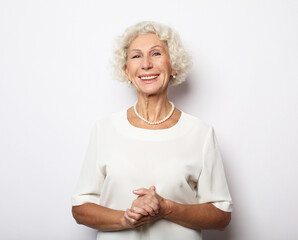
[128,33,168,51]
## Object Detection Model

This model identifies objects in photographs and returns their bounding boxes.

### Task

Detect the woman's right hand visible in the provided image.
[131,186,160,216]
[123,186,162,228]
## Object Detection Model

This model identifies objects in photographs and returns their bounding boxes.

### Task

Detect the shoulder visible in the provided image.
[181,111,219,147]
[91,110,126,131]
[181,111,213,133]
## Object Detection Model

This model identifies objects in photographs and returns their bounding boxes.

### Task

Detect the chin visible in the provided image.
[136,81,168,96]
[138,85,167,96]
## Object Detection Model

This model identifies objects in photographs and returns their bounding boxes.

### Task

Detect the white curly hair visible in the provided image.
[112,21,192,86]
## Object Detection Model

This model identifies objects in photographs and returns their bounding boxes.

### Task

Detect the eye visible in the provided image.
[132,55,141,59]
[152,52,161,56]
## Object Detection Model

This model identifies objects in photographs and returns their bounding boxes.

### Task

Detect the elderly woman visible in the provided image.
[72,21,232,240]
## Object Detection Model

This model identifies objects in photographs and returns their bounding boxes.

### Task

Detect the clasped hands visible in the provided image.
[124,186,168,229]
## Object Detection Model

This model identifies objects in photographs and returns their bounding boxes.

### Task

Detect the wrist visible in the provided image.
[160,198,174,220]
[119,211,131,230]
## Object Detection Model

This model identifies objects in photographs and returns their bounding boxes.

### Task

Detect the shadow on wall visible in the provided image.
[203,226,232,240]
[168,80,190,102]
[168,74,194,105]
[168,72,205,112]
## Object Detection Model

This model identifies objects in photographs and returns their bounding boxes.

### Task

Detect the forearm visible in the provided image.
[163,200,231,230]
[72,203,128,231]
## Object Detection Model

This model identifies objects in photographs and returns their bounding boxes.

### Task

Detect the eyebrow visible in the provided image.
[129,45,165,52]
[150,45,164,50]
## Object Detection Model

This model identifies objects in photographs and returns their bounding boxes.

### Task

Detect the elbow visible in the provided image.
[72,206,83,225]
[216,212,231,231]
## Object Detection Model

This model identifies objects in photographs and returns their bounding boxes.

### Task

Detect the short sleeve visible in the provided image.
[196,128,233,212]
[72,122,105,206]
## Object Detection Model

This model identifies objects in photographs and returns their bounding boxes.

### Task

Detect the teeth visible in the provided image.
[140,75,158,80]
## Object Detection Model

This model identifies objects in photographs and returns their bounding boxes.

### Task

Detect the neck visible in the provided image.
[135,91,172,123]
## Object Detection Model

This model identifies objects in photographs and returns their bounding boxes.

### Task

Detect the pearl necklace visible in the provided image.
[133,101,175,125]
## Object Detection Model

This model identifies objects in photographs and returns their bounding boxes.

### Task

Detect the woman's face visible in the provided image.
[125,33,175,96]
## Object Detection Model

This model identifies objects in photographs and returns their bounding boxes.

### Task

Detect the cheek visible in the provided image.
[125,66,133,78]
[159,59,172,73]
[125,63,138,76]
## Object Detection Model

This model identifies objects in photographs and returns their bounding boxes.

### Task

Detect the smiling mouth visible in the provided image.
[139,74,159,80]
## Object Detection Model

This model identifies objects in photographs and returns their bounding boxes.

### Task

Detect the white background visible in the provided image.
[0,0,297,239]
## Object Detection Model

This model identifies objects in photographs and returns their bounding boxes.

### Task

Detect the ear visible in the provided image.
[171,69,176,77]
[124,64,129,76]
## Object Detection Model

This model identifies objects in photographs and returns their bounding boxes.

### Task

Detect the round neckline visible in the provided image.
[125,109,185,132]
[112,109,193,141]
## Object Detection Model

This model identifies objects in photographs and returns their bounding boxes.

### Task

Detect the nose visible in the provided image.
[141,55,153,70]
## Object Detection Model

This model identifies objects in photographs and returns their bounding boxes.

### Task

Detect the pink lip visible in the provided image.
[141,78,159,84]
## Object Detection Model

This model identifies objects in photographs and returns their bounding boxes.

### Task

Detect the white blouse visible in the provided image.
[72,110,233,240]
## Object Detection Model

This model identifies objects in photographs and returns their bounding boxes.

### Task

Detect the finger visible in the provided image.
[132,196,160,215]
[131,220,148,229]
[124,210,137,227]
[145,201,160,215]
[133,187,157,195]
[133,214,159,227]
[130,206,149,216]
[126,209,143,221]
[131,201,156,216]
[133,188,150,196]
[124,214,150,229]
[140,204,157,216]
[139,195,160,214]
[124,210,132,221]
